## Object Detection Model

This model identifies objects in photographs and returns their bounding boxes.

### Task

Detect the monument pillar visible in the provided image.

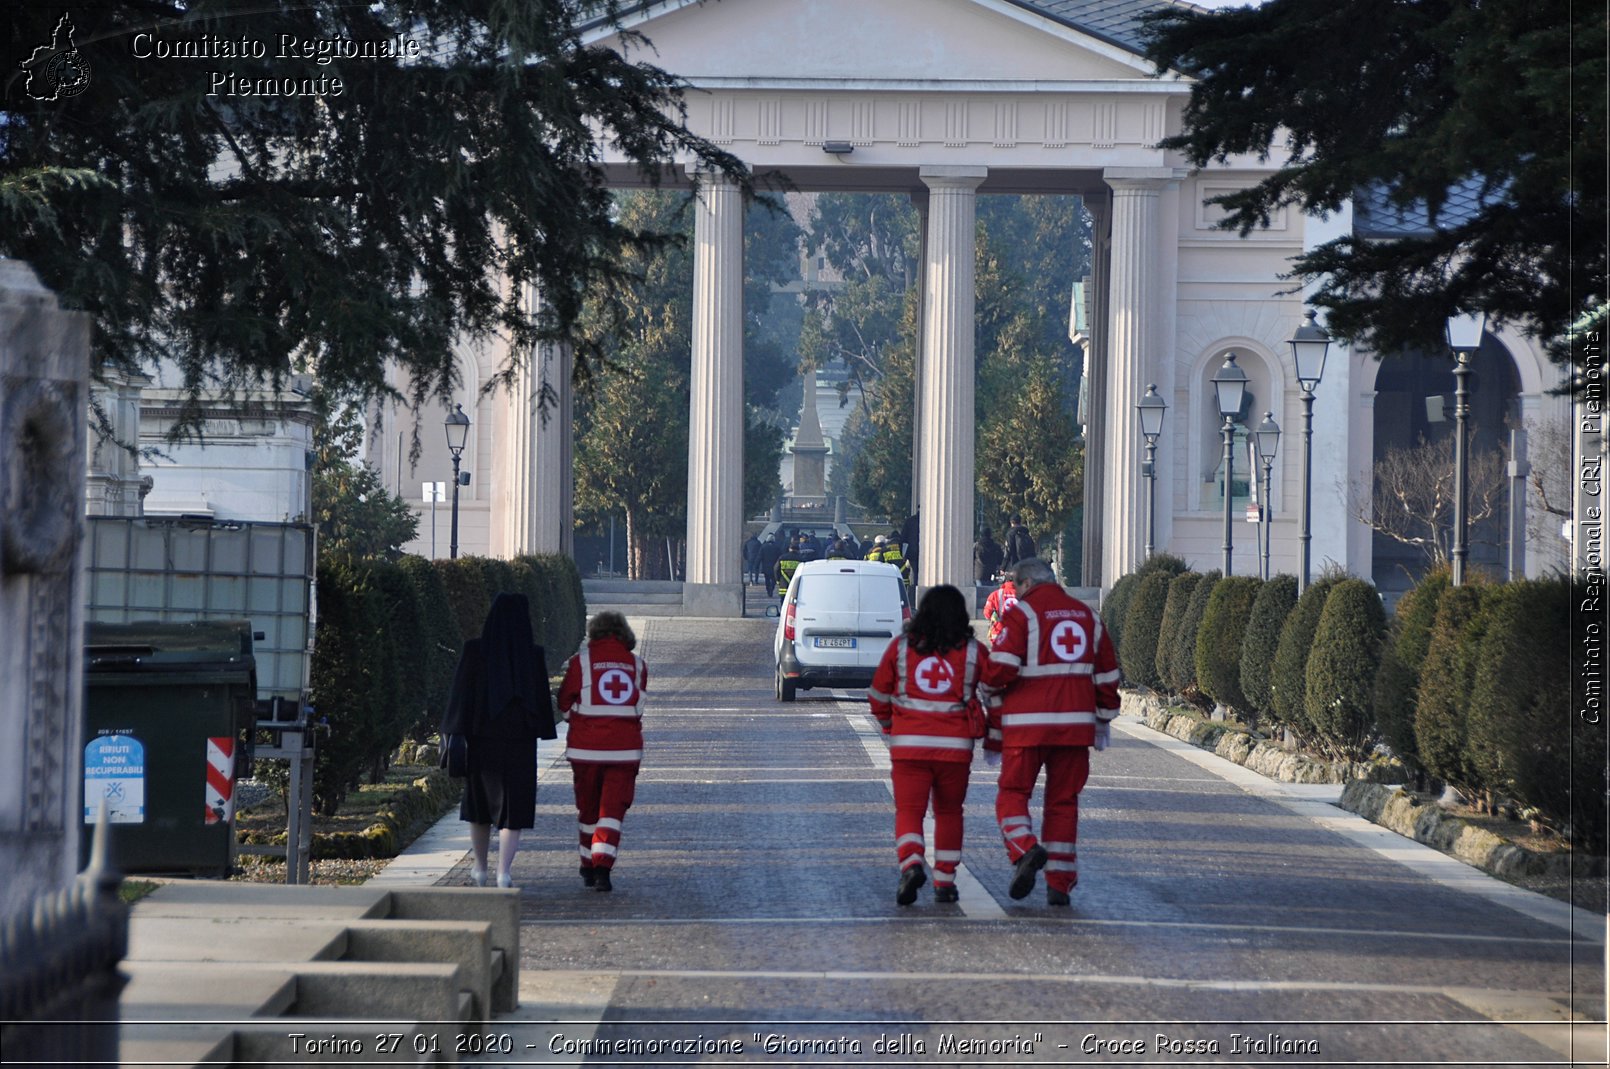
[530,334,574,557]
[916,166,985,609]
[684,169,745,616]
[0,260,91,916]
[1101,171,1171,584]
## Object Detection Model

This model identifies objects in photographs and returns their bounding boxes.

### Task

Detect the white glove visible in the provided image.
[1092,720,1111,752]
[984,749,1001,768]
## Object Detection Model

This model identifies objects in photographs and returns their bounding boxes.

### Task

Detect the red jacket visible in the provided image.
[557,637,647,764]
[982,580,1019,644]
[868,635,987,763]
[979,582,1120,750]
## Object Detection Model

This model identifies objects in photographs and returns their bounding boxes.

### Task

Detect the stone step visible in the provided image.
[582,579,684,595]
[583,592,684,607]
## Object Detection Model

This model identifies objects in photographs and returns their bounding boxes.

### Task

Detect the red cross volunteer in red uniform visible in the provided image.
[979,556,1120,906]
[557,611,648,893]
[867,585,988,906]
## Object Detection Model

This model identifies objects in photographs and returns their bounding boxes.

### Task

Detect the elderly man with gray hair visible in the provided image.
[978,557,1121,906]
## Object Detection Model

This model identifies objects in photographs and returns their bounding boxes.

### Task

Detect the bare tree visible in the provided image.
[1348,430,1508,566]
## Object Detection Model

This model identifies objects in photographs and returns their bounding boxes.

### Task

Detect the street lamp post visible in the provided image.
[1446,310,1486,586]
[1137,384,1167,559]
[1254,411,1281,580]
[1287,310,1331,594]
[1211,353,1248,576]
[444,403,471,560]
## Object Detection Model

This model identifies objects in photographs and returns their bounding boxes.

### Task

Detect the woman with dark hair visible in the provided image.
[442,592,557,889]
[866,584,988,906]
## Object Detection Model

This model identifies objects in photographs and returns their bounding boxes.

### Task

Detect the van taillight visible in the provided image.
[901,604,911,622]
[784,602,797,640]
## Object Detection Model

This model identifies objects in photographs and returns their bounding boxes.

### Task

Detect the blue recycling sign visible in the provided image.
[84,734,145,825]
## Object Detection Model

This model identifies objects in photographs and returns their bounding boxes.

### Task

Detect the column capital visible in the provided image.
[684,163,747,188]
[1102,166,1187,191]
[919,165,987,192]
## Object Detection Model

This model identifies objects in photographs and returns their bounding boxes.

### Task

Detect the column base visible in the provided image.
[681,582,745,618]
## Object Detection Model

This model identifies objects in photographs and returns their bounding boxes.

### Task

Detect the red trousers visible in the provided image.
[891,759,971,888]
[571,761,638,871]
[995,745,1089,893]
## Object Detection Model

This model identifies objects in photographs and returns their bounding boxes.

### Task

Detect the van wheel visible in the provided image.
[776,668,797,703]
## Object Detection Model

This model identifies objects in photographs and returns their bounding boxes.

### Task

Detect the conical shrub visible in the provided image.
[1120,570,1174,690]
[1155,571,1203,692]
[1413,583,1492,795]
[1240,574,1297,723]
[1372,566,1451,771]
[1303,578,1387,760]
[1269,574,1341,739]
[1164,570,1220,698]
[1196,576,1263,716]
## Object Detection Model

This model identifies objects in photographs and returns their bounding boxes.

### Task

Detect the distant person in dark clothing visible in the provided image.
[760,535,783,597]
[743,533,763,585]
[826,535,852,560]
[1003,514,1037,570]
[442,592,558,889]
[974,527,1004,582]
[775,538,805,593]
[799,531,823,562]
[900,510,920,574]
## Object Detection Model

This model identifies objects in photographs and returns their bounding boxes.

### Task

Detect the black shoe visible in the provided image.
[1046,887,1071,907]
[896,865,926,906]
[594,869,613,893]
[1009,844,1047,900]
[933,885,959,904]
[580,868,596,888]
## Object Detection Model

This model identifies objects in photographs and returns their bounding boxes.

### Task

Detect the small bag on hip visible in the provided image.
[965,699,988,740]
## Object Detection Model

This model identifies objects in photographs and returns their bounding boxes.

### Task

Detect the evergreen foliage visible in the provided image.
[1302,578,1387,760]
[1165,570,1221,698]
[397,555,460,739]
[4,2,759,431]
[1120,570,1174,690]
[1239,574,1298,723]
[1143,0,1605,365]
[1412,583,1492,794]
[1269,575,1341,737]
[434,557,492,646]
[1195,576,1263,716]
[354,558,420,783]
[309,560,388,814]
[1156,572,1204,692]
[1101,572,1143,656]
[1466,581,1564,815]
[1372,566,1452,768]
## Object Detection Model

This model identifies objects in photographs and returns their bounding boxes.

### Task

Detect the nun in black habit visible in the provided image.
[442,592,557,888]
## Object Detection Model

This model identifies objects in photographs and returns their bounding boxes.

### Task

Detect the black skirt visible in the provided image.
[460,737,539,829]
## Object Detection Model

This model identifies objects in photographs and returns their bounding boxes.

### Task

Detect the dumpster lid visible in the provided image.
[86,620,255,675]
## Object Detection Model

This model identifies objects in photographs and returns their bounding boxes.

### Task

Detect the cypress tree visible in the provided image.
[1240,574,1298,724]
[1120,570,1175,690]
[1195,576,1263,716]
[1303,578,1387,760]
[1269,575,1341,739]
[1372,567,1452,771]
[1413,583,1492,796]
[1102,572,1143,656]
[1156,572,1204,693]
[1165,570,1221,699]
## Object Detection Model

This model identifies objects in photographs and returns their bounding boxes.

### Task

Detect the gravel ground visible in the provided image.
[232,852,391,886]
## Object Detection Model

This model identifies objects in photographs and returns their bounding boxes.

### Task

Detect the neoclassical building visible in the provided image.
[364,0,1574,611]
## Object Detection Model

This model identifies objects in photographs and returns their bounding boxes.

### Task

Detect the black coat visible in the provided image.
[974,536,1004,582]
[442,639,558,742]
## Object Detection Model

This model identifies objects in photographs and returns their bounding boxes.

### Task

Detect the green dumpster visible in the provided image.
[81,620,257,877]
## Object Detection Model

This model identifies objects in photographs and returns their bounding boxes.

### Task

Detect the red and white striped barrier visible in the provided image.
[205,736,235,824]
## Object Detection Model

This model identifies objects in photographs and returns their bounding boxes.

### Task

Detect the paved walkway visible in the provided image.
[370,615,1605,1067]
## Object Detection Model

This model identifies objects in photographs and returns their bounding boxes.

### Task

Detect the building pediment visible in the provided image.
[601,0,1165,87]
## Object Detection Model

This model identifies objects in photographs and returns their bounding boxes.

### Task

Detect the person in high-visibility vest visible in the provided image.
[871,533,913,592]
[774,538,805,593]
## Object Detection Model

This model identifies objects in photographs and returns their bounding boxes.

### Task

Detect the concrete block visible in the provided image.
[385,889,518,1013]
[121,961,299,1020]
[133,881,392,921]
[681,581,743,617]
[127,916,348,964]
[343,920,492,1023]
[267,961,466,1027]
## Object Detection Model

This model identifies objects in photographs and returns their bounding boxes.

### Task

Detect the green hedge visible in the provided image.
[1164,570,1220,699]
[1102,572,1142,657]
[1195,576,1263,716]
[435,556,492,645]
[1303,578,1386,760]
[1268,575,1340,739]
[1413,583,1491,796]
[397,555,462,739]
[1119,570,1174,690]
[1372,567,1451,773]
[1155,572,1204,692]
[1240,574,1297,724]
[309,559,393,814]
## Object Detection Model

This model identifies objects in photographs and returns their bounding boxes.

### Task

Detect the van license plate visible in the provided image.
[814,637,856,649]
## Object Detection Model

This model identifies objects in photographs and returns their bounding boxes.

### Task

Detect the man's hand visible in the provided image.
[1092,720,1111,751]
[984,749,1001,768]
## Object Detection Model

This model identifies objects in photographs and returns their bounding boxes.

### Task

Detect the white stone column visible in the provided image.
[494,349,535,558]
[684,170,745,616]
[916,166,985,609]
[1080,195,1111,586]
[908,190,929,517]
[530,334,574,556]
[1101,172,1170,584]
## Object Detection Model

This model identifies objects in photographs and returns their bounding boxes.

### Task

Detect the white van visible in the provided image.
[773,559,910,701]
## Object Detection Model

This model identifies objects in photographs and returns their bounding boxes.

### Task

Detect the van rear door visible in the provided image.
[793,571,866,670]
[855,573,905,668]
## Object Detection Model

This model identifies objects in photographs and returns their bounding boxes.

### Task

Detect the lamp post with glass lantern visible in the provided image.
[1211,353,1248,576]
[444,403,471,560]
[1137,384,1167,558]
[1254,411,1281,580]
[1288,310,1330,593]
[1446,310,1486,586]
